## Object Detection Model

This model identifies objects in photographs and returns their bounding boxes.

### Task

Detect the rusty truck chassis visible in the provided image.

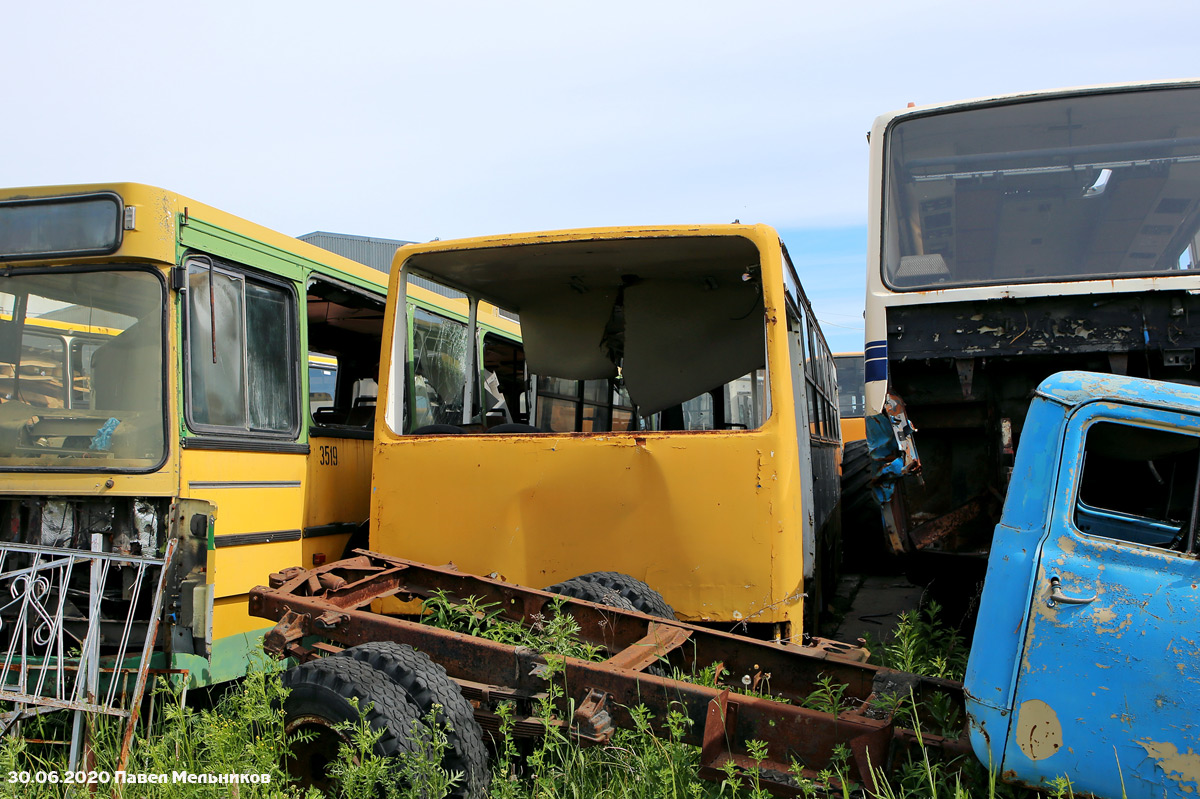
[249,552,969,795]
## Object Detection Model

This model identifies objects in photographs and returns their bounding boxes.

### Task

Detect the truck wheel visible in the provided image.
[337,642,490,799]
[543,576,638,611]
[281,657,421,791]
[556,571,675,619]
[545,576,671,675]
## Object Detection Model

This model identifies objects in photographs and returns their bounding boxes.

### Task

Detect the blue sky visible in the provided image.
[4,1,1196,356]
[781,226,868,353]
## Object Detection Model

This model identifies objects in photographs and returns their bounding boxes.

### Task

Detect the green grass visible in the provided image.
[0,600,1045,799]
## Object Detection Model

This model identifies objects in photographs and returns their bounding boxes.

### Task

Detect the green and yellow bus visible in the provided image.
[0,183,520,701]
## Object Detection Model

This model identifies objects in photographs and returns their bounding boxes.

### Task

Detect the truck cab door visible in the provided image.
[1004,401,1200,797]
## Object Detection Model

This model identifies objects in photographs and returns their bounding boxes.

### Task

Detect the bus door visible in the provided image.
[303,276,386,563]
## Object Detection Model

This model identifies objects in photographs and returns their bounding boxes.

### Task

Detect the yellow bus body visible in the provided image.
[373,224,839,638]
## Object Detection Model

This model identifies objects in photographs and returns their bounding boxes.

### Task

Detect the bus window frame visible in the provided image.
[305,273,387,438]
[407,303,472,432]
[781,246,839,445]
[182,254,302,442]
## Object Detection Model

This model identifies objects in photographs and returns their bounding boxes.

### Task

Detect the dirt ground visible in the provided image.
[822,571,926,645]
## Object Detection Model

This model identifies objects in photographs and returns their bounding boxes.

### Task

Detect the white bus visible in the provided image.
[862,79,1200,563]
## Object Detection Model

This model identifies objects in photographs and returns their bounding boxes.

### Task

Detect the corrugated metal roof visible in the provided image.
[298,231,409,273]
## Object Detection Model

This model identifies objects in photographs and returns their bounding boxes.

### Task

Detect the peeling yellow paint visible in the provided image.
[1016,699,1063,761]
[1096,614,1133,637]
[1139,740,1200,791]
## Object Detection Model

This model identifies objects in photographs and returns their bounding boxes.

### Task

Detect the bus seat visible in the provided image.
[345,404,375,427]
[91,322,159,412]
[312,407,349,426]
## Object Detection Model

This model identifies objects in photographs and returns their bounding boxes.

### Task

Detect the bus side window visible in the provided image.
[306,277,385,432]
[186,260,299,436]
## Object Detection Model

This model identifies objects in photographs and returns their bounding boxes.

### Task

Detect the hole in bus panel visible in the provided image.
[1074,420,1200,551]
[307,279,385,433]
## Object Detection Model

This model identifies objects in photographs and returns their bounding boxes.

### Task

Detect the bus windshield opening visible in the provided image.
[0,268,165,469]
[401,234,769,433]
[884,85,1200,289]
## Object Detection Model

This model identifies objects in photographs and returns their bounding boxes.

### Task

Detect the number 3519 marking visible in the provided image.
[319,445,338,466]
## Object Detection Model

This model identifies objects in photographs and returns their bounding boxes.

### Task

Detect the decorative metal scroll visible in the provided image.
[0,539,175,732]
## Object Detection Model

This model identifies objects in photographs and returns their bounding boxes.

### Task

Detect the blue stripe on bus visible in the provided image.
[864,357,888,383]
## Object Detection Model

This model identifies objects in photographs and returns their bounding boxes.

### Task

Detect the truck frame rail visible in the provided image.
[249,552,969,795]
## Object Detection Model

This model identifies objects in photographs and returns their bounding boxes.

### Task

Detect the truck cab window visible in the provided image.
[1074,421,1200,552]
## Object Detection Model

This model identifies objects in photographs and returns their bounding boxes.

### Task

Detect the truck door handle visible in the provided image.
[1047,576,1097,606]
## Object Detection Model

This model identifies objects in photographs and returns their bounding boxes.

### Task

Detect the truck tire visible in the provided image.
[543,576,638,612]
[545,576,671,675]
[556,571,675,620]
[281,656,421,791]
[337,642,490,799]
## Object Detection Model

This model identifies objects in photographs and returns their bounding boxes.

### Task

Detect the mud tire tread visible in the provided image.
[543,577,638,611]
[281,656,422,760]
[337,641,490,799]
[567,571,675,619]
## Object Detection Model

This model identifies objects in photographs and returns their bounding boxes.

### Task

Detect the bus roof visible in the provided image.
[391,223,782,314]
[871,78,1200,131]
[0,182,393,292]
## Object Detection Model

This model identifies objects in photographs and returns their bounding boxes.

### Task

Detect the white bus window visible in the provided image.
[884,87,1200,289]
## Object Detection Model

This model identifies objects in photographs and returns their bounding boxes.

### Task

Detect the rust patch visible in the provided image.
[1015,699,1063,761]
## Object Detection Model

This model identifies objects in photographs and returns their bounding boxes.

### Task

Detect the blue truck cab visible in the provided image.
[966,372,1200,797]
